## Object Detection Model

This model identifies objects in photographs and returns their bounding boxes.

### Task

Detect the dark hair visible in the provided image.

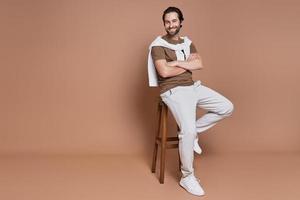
[162,7,184,24]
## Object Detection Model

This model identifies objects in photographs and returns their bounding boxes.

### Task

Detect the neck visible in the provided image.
[166,33,180,41]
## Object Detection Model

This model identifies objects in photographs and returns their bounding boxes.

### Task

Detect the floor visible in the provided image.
[1,152,300,200]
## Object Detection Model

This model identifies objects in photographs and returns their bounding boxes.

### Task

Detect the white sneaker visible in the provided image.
[194,138,202,155]
[179,175,205,196]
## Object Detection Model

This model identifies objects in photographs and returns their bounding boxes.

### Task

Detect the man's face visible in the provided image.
[163,12,181,36]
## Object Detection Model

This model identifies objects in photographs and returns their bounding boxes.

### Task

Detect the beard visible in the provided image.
[166,25,181,36]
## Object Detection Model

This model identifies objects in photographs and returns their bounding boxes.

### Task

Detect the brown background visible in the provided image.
[1,0,300,156]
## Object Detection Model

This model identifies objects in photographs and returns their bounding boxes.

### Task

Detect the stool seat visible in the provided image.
[151,98,181,184]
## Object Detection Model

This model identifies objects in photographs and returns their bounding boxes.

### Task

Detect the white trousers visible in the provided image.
[160,80,234,178]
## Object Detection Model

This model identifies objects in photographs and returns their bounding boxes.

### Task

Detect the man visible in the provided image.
[148,7,234,196]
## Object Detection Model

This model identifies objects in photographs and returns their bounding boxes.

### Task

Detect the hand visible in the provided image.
[187,54,199,61]
[187,53,200,61]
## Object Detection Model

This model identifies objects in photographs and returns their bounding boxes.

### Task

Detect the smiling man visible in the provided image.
[147,7,234,196]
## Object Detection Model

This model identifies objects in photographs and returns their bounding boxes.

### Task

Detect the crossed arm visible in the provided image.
[154,53,204,78]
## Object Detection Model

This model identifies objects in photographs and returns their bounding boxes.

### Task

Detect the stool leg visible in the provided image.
[159,104,168,184]
[151,103,162,173]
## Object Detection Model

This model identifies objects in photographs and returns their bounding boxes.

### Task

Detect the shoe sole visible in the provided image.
[179,182,205,196]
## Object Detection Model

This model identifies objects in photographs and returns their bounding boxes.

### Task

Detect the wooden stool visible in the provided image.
[151,99,181,184]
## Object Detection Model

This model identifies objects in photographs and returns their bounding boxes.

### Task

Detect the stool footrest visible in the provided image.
[155,137,179,149]
[155,136,178,142]
[166,143,179,149]
[166,137,179,141]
